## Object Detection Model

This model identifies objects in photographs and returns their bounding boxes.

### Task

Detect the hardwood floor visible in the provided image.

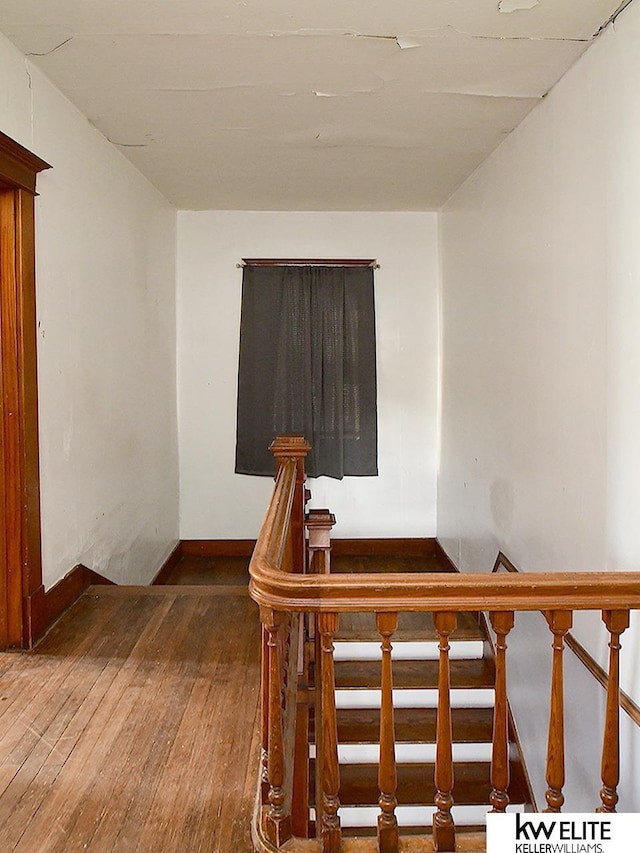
[0,586,261,852]
[0,552,456,851]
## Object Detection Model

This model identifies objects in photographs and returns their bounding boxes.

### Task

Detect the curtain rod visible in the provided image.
[236,258,380,269]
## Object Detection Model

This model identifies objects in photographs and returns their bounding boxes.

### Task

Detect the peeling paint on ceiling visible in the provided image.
[0,0,628,210]
[498,0,541,13]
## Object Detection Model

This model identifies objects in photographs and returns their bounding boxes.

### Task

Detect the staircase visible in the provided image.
[307,607,532,840]
[250,441,640,853]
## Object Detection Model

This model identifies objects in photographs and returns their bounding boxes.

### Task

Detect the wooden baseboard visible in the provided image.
[151,542,183,585]
[493,550,640,728]
[43,564,115,633]
[24,585,47,649]
[181,539,256,557]
[182,537,440,558]
[328,538,438,557]
[434,539,459,572]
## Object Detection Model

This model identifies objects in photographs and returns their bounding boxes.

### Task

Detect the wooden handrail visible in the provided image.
[250,564,640,613]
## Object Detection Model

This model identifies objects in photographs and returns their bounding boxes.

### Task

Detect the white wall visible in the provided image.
[1,32,179,587]
[177,211,438,540]
[439,4,640,811]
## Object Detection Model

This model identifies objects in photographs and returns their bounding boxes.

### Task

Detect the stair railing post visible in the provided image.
[260,623,270,804]
[543,610,572,813]
[317,611,342,853]
[261,606,292,846]
[433,611,457,852]
[489,610,515,813]
[377,611,399,853]
[269,435,311,574]
[306,509,336,575]
[597,609,630,813]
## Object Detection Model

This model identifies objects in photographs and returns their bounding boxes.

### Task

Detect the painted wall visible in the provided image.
[439,5,640,811]
[177,211,438,540]
[1,32,179,587]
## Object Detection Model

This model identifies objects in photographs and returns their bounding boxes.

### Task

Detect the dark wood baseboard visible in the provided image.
[24,585,47,648]
[181,537,440,559]
[493,550,640,728]
[434,539,459,573]
[151,542,183,585]
[328,538,438,557]
[44,564,115,633]
[181,539,256,557]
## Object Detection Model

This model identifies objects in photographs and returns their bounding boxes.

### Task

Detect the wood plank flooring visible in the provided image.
[0,586,261,852]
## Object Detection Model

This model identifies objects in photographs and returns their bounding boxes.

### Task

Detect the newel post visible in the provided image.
[270,436,311,574]
[306,509,336,575]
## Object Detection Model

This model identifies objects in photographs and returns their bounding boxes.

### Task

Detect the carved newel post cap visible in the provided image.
[269,435,311,458]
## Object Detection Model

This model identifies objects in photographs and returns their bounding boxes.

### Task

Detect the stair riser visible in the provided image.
[310,803,524,829]
[335,688,495,709]
[309,743,494,763]
[334,640,484,661]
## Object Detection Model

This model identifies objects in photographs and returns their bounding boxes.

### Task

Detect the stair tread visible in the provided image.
[334,658,495,690]
[334,707,494,744]
[310,760,528,806]
[335,611,485,642]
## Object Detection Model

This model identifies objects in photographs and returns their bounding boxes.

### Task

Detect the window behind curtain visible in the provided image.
[235,264,378,479]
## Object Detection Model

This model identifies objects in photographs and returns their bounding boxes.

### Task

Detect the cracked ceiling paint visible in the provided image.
[498,0,541,13]
[0,0,628,209]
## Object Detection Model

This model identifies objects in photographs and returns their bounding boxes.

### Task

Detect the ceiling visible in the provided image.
[0,0,629,210]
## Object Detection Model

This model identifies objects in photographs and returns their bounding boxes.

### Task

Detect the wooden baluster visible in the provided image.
[597,609,630,813]
[377,612,399,853]
[489,611,515,813]
[260,624,270,804]
[317,612,341,853]
[543,610,572,813]
[433,612,457,852]
[262,607,292,846]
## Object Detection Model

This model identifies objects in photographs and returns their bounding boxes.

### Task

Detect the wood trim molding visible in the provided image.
[0,131,51,193]
[181,537,442,559]
[492,551,640,727]
[43,564,115,633]
[0,133,51,649]
[434,539,459,573]
[181,539,257,557]
[151,542,183,585]
[331,538,439,557]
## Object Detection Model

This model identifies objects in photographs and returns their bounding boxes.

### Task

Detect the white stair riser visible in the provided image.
[310,742,494,763]
[335,688,495,709]
[334,640,483,661]
[310,803,524,828]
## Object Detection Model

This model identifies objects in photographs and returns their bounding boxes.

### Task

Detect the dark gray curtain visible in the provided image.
[235,264,378,479]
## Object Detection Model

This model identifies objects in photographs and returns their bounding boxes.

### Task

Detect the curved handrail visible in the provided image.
[248,459,640,612]
[250,563,640,612]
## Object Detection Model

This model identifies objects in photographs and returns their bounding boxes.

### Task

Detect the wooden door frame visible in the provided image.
[0,131,50,648]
